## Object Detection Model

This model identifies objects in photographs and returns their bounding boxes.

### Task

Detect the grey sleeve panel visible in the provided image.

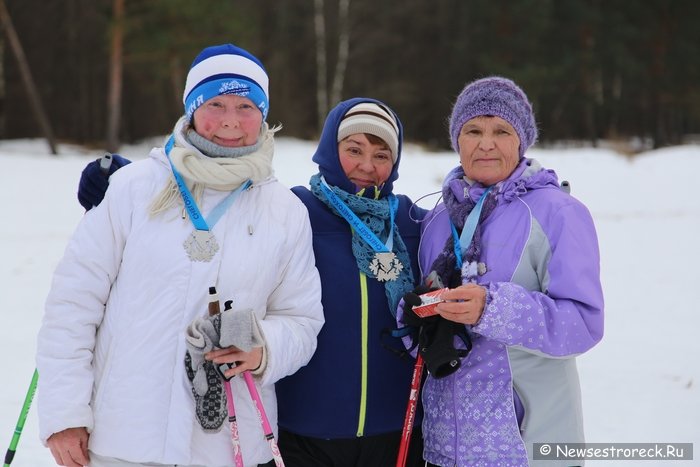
[506,207,587,465]
[507,216,586,359]
[510,214,551,294]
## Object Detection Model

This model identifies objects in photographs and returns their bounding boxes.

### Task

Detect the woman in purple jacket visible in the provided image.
[400,77,604,466]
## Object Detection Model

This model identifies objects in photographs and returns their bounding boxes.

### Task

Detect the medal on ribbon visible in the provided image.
[164,135,251,262]
[450,186,492,281]
[183,230,220,262]
[319,177,402,282]
[369,251,404,282]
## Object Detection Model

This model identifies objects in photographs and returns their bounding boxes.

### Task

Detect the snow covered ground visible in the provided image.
[1,136,698,466]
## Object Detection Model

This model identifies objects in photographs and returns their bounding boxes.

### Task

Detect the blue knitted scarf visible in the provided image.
[310,173,414,315]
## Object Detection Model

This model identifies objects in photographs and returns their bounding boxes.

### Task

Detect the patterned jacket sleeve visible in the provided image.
[473,199,604,357]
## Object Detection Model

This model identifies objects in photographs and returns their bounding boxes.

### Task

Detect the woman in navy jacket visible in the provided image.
[278,98,426,466]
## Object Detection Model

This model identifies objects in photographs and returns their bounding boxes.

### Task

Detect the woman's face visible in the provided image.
[338,133,393,188]
[457,116,520,186]
[192,94,262,147]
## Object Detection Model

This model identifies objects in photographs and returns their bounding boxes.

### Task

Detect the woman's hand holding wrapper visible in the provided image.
[401,286,473,379]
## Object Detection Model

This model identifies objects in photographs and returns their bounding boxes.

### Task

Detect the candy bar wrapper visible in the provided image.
[412,287,449,318]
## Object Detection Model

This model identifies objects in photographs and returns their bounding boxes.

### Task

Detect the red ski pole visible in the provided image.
[396,354,424,467]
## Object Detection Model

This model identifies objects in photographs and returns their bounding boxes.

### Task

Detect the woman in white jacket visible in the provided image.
[36,43,324,467]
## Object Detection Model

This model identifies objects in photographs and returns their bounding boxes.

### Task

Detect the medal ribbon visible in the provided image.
[450,186,492,269]
[164,135,251,232]
[319,176,397,253]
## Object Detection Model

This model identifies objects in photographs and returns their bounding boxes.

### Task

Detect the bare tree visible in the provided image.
[329,0,349,108]
[106,0,124,153]
[0,0,57,154]
[313,0,351,133]
[313,0,328,132]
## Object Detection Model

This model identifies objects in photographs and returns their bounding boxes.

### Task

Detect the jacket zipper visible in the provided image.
[356,271,369,436]
[354,187,379,437]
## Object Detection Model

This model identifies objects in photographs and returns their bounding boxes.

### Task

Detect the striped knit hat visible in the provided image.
[183,44,269,121]
[338,102,400,162]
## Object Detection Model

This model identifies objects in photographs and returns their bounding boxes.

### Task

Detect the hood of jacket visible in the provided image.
[311,97,404,198]
[445,158,561,206]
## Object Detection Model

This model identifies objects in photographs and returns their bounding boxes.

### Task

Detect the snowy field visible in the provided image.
[1,135,698,466]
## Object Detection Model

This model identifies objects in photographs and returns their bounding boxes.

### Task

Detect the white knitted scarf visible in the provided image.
[150,117,277,217]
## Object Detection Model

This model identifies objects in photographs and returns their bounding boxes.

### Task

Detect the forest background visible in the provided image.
[1,0,700,153]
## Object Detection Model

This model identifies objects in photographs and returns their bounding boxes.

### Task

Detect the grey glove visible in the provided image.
[184,308,266,430]
[217,307,266,352]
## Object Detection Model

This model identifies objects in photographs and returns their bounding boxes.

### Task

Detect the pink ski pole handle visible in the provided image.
[242,371,285,467]
[396,354,424,467]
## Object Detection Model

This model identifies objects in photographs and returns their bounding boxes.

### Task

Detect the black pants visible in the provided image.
[278,427,424,467]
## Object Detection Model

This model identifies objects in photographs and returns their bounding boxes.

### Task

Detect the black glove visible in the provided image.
[401,284,439,328]
[401,285,472,378]
[400,285,441,354]
[419,318,471,379]
[77,153,132,211]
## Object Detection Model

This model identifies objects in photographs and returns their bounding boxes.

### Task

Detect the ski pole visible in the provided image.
[208,287,244,467]
[99,153,113,175]
[4,369,39,467]
[396,354,424,467]
[223,380,244,467]
[242,371,284,467]
[210,287,285,466]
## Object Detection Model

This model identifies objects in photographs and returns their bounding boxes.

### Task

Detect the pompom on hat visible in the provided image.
[183,44,269,121]
[337,102,400,163]
[449,76,538,158]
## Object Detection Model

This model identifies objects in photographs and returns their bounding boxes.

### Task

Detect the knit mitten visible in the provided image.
[77,154,132,211]
[184,307,266,430]
[184,351,227,430]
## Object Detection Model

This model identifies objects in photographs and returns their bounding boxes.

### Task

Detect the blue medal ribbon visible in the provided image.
[319,176,397,253]
[450,186,492,269]
[164,135,251,232]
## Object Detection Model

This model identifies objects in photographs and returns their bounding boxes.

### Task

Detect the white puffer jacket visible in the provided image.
[36,148,324,466]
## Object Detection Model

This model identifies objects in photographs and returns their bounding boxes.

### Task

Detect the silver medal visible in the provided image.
[183,230,219,262]
[369,251,403,282]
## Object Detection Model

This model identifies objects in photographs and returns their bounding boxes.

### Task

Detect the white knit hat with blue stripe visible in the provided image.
[183,44,269,121]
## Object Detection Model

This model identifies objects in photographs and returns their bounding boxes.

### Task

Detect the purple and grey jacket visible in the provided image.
[412,158,604,466]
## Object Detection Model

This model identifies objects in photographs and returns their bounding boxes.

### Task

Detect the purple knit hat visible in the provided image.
[449,76,538,158]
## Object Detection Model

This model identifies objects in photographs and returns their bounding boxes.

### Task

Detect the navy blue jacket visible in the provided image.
[276,98,426,438]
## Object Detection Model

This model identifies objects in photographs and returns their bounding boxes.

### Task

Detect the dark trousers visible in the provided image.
[278,427,424,467]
